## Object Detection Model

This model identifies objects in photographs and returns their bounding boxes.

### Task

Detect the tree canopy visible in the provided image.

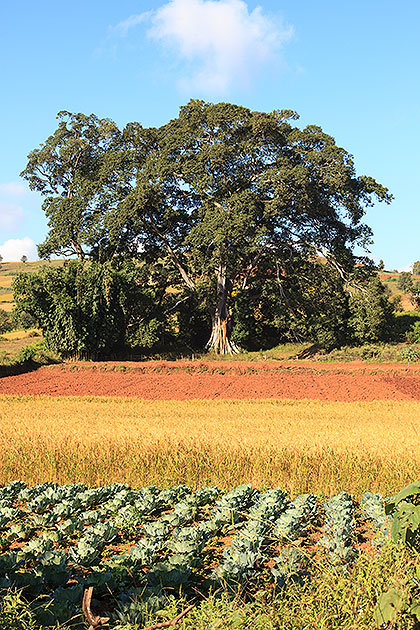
[19,101,393,355]
[21,112,126,261]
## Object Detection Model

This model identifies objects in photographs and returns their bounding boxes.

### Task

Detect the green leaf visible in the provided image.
[374,588,403,626]
[385,483,420,514]
[390,501,420,547]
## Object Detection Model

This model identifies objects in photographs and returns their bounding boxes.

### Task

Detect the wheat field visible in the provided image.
[1,395,419,496]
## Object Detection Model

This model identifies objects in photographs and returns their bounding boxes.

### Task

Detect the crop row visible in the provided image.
[0,481,391,627]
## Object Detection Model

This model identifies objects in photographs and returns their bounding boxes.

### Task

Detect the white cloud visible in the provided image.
[149,0,293,92]
[0,181,28,197]
[0,181,43,236]
[0,238,37,262]
[0,201,25,231]
[113,0,293,93]
[112,12,152,37]
[0,181,31,232]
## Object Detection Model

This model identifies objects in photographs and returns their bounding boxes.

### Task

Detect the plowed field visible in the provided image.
[2,360,420,400]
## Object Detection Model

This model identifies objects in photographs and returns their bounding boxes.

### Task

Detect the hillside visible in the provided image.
[0,260,64,312]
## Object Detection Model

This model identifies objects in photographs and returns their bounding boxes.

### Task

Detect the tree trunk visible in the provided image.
[206,265,239,355]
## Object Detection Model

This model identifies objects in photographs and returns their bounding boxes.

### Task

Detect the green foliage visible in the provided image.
[20,111,126,261]
[394,311,420,341]
[231,257,350,351]
[15,341,48,364]
[412,261,420,276]
[397,271,414,292]
[173,279,213,351]
[348,277,395,344]
[0,589,39,630]
[407,321,420,343]
[0,308,12,334]
[400,346,420,363]
[12,260,167,358]
[375,588,404,626]
[11,309,37,330]
[375,483,420,626]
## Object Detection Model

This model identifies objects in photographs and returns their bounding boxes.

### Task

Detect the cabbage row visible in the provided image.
[0,481,391,627]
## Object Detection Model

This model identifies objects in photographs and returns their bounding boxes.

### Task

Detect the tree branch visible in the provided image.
[163,294,192,314]
[140,605,194,630]
[144,212,196,291]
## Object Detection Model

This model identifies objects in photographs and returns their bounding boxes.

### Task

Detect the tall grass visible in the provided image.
[0,542,416,629]
[1,396,420,496]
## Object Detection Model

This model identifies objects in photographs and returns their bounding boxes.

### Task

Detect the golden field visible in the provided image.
[0,302,14,312]
[1,395,419,496]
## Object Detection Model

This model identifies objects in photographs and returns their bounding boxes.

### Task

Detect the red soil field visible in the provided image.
[2,360,420,401]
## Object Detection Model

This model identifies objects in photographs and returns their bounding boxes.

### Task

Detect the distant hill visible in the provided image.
[379,270,420,311]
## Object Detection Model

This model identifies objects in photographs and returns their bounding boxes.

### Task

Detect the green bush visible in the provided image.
[394,311,420,341]
[407,321,420,343]
[0,308,12,334]
[401,346,420,363]
[348,277,395,344]
[12,261,168,359]
[15,341,48,364]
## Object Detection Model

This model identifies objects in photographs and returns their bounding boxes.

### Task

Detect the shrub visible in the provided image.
[407,321,420,343]
[12,261,168,359]
[0,308,12,334]
[348,277,394,344]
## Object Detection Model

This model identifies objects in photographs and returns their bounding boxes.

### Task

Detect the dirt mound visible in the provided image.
[1,361,420,401]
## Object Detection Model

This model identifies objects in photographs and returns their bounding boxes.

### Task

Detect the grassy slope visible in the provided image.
[0,260,63,312]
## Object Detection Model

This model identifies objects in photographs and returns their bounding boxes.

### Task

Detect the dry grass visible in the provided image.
[0,303,14,312]
[1,329,40,340]
[0,277,13,288]
[1,395,419,496]
[0,333,42,361]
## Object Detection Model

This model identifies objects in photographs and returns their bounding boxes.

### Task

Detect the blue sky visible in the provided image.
[0,0,418,268]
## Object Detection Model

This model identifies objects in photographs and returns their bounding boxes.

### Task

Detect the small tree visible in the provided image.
[397,271,413,293]
[20,255,27,263]
[378,259,385,270]
[348,277,394,343]
[413,261,420,276]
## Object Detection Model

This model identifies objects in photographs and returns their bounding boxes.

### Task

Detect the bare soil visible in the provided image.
[2,360,420,401]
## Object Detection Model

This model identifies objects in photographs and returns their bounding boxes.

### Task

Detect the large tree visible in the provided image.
[22,102,393,354]
[121,100,392,353]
